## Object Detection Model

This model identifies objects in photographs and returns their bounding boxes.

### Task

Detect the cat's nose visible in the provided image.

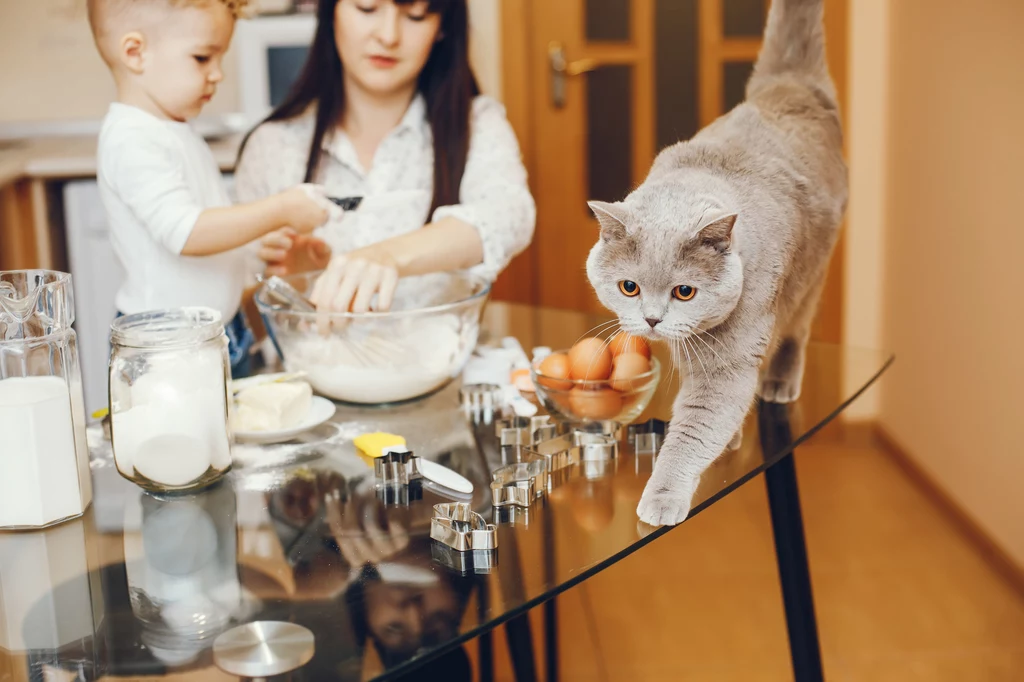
[645,317,662,328]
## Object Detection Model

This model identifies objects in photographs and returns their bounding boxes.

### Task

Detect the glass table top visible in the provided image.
[0,302,892,681]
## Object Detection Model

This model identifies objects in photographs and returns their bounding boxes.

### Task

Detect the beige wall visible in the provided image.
[842,0,888,419]
[0,0,500,126]
[878,0,1024,567]
[0,0,117,123]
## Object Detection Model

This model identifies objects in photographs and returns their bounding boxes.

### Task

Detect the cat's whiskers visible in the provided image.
[697,328,724,348]
[667,340,679,389]
[678,337,695,390]
[685,336,712,386]
[689,328,726,365]
[582,321,622,383]
[574,319,620,348]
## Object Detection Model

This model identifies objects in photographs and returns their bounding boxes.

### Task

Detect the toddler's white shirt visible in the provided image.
[97,103,245,323]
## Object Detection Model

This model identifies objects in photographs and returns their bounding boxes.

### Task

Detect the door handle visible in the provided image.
[549,41,598,108]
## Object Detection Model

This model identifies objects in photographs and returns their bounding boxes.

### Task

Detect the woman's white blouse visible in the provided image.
[234,94,535,284]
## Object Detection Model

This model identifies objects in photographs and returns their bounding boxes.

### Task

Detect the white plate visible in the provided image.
[233,396,336,445]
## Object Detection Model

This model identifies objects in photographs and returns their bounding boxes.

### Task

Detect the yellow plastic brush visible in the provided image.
[354,432,407,467]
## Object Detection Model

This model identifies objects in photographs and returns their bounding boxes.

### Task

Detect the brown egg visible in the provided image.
[609,352,651,392]
[569,387,622,420]
[537,353,572,390]
[568,337,613,381]
[547,392,575,417]
[608,332,651,359]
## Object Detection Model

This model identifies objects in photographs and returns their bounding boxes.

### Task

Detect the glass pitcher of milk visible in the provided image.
[0,270,92,530]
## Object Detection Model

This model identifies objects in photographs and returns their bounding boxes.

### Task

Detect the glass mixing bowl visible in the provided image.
[255,271,490,405]
[531,352,661,425]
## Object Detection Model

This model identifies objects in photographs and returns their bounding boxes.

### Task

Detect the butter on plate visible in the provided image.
[232,381,313,432]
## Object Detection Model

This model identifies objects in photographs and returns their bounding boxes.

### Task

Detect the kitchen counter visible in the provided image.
[0,133,244,185]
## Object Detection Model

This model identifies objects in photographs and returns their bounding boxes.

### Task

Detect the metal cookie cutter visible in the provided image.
[573,431,620,480]
[493,504,531,527]
[496,415,560,448]
[460,383,504,425]
[529,434,579,473]
[430,502,498,573]
[374,448,422,486]
[374,448,423,506]
[575,420,623,439]
[573,431,620,461]
[491,451,548,508]
[628,418,668,454]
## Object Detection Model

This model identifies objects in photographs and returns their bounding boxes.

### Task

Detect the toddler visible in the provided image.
[87,0,338,374]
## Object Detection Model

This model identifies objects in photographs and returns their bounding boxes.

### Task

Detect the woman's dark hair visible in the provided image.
[239,0,480,214]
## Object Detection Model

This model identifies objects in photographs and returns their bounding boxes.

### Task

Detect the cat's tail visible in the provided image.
[748,0,836,104]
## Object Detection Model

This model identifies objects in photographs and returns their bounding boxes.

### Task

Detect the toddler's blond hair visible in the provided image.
[87,0,250,67]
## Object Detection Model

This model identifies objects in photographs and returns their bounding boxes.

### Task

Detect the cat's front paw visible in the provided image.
[727,429,743,451]
[759,378,801,404]
[636,477,698,526]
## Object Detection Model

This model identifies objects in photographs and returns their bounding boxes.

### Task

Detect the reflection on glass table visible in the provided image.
[1,302,891,682]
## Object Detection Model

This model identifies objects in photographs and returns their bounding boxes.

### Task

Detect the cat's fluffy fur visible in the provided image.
[585,0,847,526]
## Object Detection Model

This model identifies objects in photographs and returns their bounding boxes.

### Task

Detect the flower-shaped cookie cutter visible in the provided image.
[628,418,667,454]
[374,448,422,487]
[373,448,423,505]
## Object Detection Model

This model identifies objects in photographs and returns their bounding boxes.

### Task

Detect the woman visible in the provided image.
[235,0,535,313]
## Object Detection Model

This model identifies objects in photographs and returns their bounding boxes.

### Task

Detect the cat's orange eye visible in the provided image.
[673,285,697,301]
[618,280,640,297]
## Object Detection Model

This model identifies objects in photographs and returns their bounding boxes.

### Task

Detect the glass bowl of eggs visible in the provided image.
[530,334,661,425]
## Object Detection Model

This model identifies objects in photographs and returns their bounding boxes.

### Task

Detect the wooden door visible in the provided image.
[527,0,655,313]
[501,0,847,342]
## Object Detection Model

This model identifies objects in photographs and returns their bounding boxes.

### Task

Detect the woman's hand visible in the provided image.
[305,217,484,313]
[259,228,332,277]
[310,244,401,313]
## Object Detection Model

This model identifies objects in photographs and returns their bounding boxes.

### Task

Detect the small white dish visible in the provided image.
[233,396,336,445]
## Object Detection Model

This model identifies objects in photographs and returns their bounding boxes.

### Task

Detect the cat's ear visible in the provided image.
[588,201,630,242]
[698,213,737,253]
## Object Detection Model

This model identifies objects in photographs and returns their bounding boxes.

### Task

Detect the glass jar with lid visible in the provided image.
[0,270,92,530]
[109,308,232,492]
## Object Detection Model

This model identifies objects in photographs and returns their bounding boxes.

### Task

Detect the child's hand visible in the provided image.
[259,228,331,277]
[281,184,341,234]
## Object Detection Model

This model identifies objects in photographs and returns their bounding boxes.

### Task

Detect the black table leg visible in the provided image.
[497,527,538,682]
[477,576,494,682]
[544,599,558,682]
[544,505,559,682]
[505,613,539,682]
[759,401,824,682]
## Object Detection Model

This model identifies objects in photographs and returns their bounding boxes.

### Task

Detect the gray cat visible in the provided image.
[586,0,847,526]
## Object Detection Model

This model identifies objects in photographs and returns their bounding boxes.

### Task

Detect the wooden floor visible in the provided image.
[486,426,1024,681]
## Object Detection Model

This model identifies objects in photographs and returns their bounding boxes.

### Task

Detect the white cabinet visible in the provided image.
[63,175,234,416]
[64,180,123,417]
